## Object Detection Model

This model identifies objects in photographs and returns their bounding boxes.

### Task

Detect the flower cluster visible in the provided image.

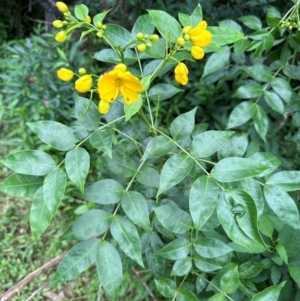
[136,32,160,52]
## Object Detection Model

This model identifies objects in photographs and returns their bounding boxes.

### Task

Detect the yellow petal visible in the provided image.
[75,75,93,93]
[98,72,119,102]
[57,68,74,81]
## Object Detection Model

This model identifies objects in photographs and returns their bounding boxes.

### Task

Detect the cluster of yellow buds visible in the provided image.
[57,67,93,93]
[281,18,299,31]
[136,33,159,52]
[96,22,107,38]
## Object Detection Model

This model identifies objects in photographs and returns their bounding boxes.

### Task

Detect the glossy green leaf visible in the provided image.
[189,176,219,231]
[27,121,76,151]
[266,171,300,191]
[51,239,99,284]
[149,84,183,101]
[0,150,56,176]
[157,154,194,196]
[203,46,230,78]
[96,241,122,298]
[227,101,256,128]
[234,39,251,54]
[208,293,226,301]
[239,261,264,279]
[74,4,88,20]
[89,129,113,158]
[106,24,133,48]
[191,4,203,26]
[61,209,112,241]
[271,78,293,103]
[208,26,245,46]
[94,48,137,65]
[136,166,160,187]
[30,187,52,241]
[157,237,191,260]
[193,255,222,272]
[132,14,155,35]
[154,204,193,234]
[178,289,199,301]
[43,168,66,214]
[111,215,144,267]
[155,279,176,298]
[263,185,300,229]
[83,179,123,204]
[233,83,263,99]
[193,238,232,258]
[178,13,190,27]
[263,91,284,114]
[144,38,166,58]
[249,152,281,177]
[0,174,43,197]
[65,147,90,192]
[278,224,300,257]
[191,131,234,158]
[243,64,273,82]
[75,96,100,130]
[142,135,174,159]
[251,281,286,301]
[170,107,197,141]
[239,15,262,30]
[121,191,151,231]
[217,133,248,159]
[93,10,110,26]
[148,10,182,43]
[124,95,142,121]
[220,266,239,294]
[171,257,192,276]
[211,157,268,182]
[253,104,269,142]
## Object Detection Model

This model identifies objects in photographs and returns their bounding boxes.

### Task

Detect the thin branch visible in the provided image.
[0,253,65,301]
[131,267,158,301]
[25,281,50,301]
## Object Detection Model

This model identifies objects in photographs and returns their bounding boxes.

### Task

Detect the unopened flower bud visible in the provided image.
[57,68,74,81]
[56,1,68,13]
[96,22,103,29]
[101,25,106,30]
[177,37,185,46]
[146,42,152,48]
[150,34,159,42]
[53,20,64,29]
[97,31,104,38]
[55,31,67,43]
[78,68,86,75]
[137,43,147,52]
[75,75,93,93]
[184,34,190,41]
[85,16,91,23]
[98,100,110,114]
[136,32,144,40]
[182,26,192,34]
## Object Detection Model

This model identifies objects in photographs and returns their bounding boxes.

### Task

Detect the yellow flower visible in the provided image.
[191,46,205,60]
[53,20,64,29]
[75,75,93,93]
[56,1,69,13]
[85,16,91,23]
[98,64,143,105]
[55,31,67,43]
[57,68,74,81]
[98,100,110,114]
[174,62,188,85]
[189,21,213,48]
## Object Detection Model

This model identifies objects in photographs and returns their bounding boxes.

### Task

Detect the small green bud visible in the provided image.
[78,68,86,75]
[136,32,144,40]
[182,26,192,34]
[146,42,152,48]
[97,31,104,38]
[96,22,103,28]
[149,34,159,42]
[102,25,106,30]
[184,34,190,41]
[137,43,147,52]
[53,20,64,29]
[177,37,185,46]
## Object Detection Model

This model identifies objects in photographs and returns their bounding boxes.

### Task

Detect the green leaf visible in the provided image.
[233,83,263,99]
[94,48,137,65]
[217,133,248,159]
[61,209,112,240]
[106,24,133,48]
[75,96,100,130]
[93,10,110,26]
[154,203,193,234]
[157,238,191,260]
[51,239,98,284]
[43,168,66,215]
[178,289,199,301]
[178,13,190,27]
[65,147,90,192]
[249,152,281,177]
[263,185,300,229]
[220,266,239,294]
[89,129,113,158]
[124,95,142,121]
[148,10,182,43]
[157,153,194,196]
[251,281,286,301]
[211,157,268,182]
[170,107,197,141]
[121,191,151,231]
[142,135,174,159]
[30,187,53,241]
[202,46,230,78]
[149,84,183,101]
[136,166,160,188]
[253,104,269,142]
[189,176,219,231]
[0,174,43,197]
[132,14,155,35]
[208,26,245,46]
[27,121,76,151]
[266,171,300,191]
[96,241,122,298]
[278,224,300,257]
[111,215,144,267]
[239,261,264,279]
[239,15,262,30]
[155,279,177,298]
[191,4,203,26]
[234,39,251,54]
[0,150,56,176]
[208,294,226,301]
[193,238,232,258]
[171,257,192,276]
[263,91,284,114]
[83,179,123,204]
[74,4,89,20]
[243,64,273,82]
[227,101,256,128]
[193,255,222,272]
[191,130,234,158]
[271,78,293,103]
